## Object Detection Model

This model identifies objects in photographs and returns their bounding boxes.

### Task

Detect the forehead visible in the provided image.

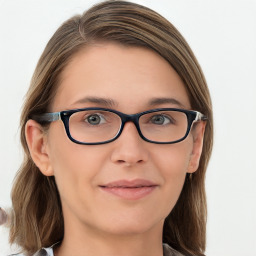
[53,43,190,112]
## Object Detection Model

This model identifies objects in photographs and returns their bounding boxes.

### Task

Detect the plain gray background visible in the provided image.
[0,0,256,255]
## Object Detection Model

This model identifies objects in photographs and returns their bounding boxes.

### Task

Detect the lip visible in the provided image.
[99,179,158,200]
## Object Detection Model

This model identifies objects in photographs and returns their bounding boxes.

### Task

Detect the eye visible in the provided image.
[86,113,106,125]
[150,114,173,125]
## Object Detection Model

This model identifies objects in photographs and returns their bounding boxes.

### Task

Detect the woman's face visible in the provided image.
[28,43,205,237]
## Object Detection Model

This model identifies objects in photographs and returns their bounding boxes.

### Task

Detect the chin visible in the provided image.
[96,214,163,236]
[105,225,155,236]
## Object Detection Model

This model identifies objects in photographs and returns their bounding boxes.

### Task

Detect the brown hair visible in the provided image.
[9,1,213,255]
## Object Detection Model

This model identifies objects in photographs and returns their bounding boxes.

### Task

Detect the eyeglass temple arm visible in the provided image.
[32,112,61,123]
[195,111,208,122]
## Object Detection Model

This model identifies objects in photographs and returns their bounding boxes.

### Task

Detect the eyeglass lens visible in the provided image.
[68,110,188,144]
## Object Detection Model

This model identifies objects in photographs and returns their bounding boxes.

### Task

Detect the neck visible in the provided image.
[54,217,164,256]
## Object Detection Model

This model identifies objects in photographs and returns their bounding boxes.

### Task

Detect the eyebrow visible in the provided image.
[72,96,118,108]
[71,96,185,109]
[148,97,185,108]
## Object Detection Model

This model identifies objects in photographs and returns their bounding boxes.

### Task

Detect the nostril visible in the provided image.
[116,159,144,166]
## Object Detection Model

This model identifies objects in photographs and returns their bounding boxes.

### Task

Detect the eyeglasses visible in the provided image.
[32,107,207,145]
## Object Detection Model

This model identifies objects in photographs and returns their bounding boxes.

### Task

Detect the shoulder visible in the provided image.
[12,243,181,256]
[9,247,54,256]
[163,243,185,256]
[9,241,60,256]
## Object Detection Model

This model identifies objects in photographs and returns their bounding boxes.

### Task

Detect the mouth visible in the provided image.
[99,179,158,200]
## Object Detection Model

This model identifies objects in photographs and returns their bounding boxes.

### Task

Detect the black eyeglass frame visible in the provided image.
[32,107,207,145]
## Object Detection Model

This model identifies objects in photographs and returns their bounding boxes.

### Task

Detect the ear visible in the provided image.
[187,122,206,173]
[25,119,54,176]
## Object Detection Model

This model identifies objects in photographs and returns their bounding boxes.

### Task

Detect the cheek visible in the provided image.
[152,136,193,176]
[46,124,108,196]
[150,137,193,209]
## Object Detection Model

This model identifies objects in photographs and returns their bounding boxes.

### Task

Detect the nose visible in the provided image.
[110,122,149,166]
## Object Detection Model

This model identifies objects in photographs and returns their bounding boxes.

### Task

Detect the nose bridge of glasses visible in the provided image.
[120,113,141,134]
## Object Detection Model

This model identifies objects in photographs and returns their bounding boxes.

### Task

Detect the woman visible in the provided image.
[8,1,213,255]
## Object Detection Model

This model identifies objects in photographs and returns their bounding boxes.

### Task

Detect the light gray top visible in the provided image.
[11,243,184,256]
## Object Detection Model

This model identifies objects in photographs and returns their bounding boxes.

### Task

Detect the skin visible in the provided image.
[26,43,206,256]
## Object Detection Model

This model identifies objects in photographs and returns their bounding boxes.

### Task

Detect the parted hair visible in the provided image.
[9,1,213,255]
